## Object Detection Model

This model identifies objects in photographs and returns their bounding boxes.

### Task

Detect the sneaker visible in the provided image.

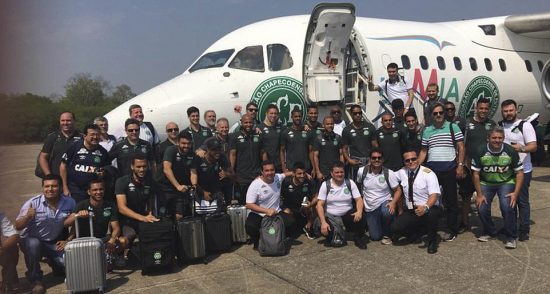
[477,235,494,242]
[114,255,127,268]
[31,281,45,294]
[381,236,393,245]
[505,239,517,249]
[354,236,367,250]
[303,226,316,240]
[519,233,530,242]
[444,233,457,242]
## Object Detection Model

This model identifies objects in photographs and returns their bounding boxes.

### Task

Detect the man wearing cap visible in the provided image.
[194,139,233,209]
[391,99,408,134]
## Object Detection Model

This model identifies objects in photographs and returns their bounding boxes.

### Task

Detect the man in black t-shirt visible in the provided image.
[280,162,317,238]
[194,139,233,209]
[183,106,213,151]
[342,104,376,178]
[259,104,284,172]
[110,118,156,177]
[68,180,128,260]
[60,124,110,203]
[229,114,262,204]
[38,111,82,177]
[373,113,405,171]
[280,109,312,172]
[160,131,197,219]
[115,154,160,243]
[404,112,423,154]
[312,116,343,181]
[156,122,179,164]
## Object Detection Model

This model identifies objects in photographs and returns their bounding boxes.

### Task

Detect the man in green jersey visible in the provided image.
[471,126,524,249]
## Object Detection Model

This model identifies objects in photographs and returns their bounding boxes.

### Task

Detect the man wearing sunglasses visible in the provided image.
[418,103,465,242]
[342,104,376,178]
[443,101,467,134]
[156,122,179,164]
[391,150,442,254]
[110,118,156,177]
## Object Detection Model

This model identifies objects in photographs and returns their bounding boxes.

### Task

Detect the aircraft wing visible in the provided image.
[504,12,550,39]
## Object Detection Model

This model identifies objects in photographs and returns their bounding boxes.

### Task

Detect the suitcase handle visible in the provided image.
[74,211,95,239]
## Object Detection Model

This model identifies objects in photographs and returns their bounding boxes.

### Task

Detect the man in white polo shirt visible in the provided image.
[356,149,400,244]
[368,62,415,114]
[391,149,441,254]
[245,161,296,249]
[500,99,537,242]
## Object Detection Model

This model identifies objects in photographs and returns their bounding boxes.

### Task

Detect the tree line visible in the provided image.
[0,73,136,144]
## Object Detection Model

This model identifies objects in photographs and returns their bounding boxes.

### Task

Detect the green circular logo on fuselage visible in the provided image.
[251,76,306,125]
[458,76,500,119]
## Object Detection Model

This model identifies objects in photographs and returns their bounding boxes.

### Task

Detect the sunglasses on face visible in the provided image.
[445,108,455,111]
[352,112,362,115]
[370,156,382,160]
[126,129,139,133]
[432,111,444,116]
[166,128,179,132]
[247,108,258,112]
[331,111,341,114]
[404,157,417,163]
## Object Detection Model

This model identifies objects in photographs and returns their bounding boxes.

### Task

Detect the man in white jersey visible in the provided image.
[245,161,296,249]
[500,99,537,241]
[368,62,415,114]
[356,149,400,244]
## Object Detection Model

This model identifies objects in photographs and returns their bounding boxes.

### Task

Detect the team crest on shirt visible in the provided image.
[343,188,350,194]
[144,186,150,195]
[202,130,208,136]
[333,140,338,146]
[378,176,386,184]
[94,156,101,163]
[302,131,308,138]
[485,123,491,130]
[77,148,88,155]
[392,133,398,138]
[103,209,111,217]
[302,186,308,192]
[253,136,259,143]
[141,146,147,153]
[363,129,369,135]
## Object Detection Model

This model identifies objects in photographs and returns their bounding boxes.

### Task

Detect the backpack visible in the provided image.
[498,120,544,163]
[357,165,392,193]
[258,215,288,256]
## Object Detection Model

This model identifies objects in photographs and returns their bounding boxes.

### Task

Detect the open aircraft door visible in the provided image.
[303,3,356,105]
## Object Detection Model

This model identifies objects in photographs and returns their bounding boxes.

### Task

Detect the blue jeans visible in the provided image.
[478,184,517,240]
[365,201,393,241]
[20,237,64,282]
[518,172,531,235]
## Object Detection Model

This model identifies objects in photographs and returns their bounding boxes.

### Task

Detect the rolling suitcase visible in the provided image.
[227,203,249,243]
[177,188,206,262]
[139,219,175,275]
[204,213,232,252]
[65,212,107,293]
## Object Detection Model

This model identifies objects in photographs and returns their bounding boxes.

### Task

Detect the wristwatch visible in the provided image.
[520,145,525,152]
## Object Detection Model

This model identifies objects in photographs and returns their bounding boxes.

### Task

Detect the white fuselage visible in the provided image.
[105,15,550,140]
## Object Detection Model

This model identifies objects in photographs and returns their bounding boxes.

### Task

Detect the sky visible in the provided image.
[1,0,549,97]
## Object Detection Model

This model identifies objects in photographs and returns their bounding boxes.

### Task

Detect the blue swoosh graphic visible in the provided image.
[368,35,455,50]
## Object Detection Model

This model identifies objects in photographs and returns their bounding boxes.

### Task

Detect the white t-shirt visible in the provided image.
[395,166,440,209]
[246,174,285,216]
[377,76,412,106]
[317,179,361,216]
[502,120,537,173]
[1,212,18,242]
[334,120,346,136]
[357,167,399,212]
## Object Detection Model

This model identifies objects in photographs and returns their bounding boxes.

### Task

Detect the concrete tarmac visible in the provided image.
[1,144,550,293]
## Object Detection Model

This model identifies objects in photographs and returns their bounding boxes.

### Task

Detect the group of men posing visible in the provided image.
[1,63,537,293]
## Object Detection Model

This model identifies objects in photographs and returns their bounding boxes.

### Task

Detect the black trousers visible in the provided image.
[234,181,252,205]
[391,206,441,241]
[160,188,187,217]
[245,212,297,245]
[436,169,459,234]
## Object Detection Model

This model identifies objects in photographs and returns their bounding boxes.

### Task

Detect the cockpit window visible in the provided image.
[229,46,265,72]
[188,49,235,73]
[267,44,293,71]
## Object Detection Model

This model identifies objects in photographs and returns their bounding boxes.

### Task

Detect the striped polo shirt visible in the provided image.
[421,121,464,172]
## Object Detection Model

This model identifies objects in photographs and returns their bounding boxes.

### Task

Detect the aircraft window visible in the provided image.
[453,57,462,70]
[419,56,429,70]
[499,59,507,71]
[229,45,265,72]
[188,49,235,73]
[538,60,544,72]
[525,60,532,72]
[267,44,293,71]
[437,56,446,70]
[401,55,411,69]
[469,58,478,71]
[484,58,493,71]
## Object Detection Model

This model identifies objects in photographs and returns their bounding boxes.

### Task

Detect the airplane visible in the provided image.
[105,3,550,140]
